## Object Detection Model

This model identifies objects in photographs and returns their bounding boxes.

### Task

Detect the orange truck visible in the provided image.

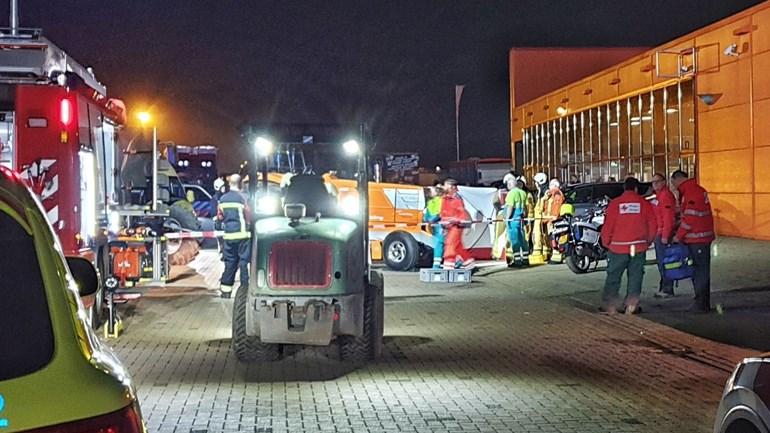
[256,173,496,271]
[325,175,434,270]
[324,175,498,270]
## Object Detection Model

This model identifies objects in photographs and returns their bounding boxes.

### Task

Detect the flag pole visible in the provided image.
[455,84,464,161]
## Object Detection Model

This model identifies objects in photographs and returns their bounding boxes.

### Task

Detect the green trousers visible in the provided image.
[602,251,645,305]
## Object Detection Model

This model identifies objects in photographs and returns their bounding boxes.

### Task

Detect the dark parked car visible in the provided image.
[563,182,652,217]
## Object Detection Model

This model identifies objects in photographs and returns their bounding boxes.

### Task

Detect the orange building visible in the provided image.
[509,1,770,241]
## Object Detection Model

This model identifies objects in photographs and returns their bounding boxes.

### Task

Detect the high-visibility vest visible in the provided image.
[218,190,251,240]
[505,187,528,212]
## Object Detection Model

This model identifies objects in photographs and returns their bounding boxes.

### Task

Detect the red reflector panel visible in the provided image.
[269,240,332,289]
[60,98,73,126]
[29,404,143,432]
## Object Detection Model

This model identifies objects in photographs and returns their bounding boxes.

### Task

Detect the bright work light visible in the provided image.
[342,139,360,156]
[255,136,274,157]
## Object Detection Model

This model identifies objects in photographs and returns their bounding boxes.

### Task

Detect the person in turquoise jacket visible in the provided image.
[505,177,530,267]
[423,184,445,269]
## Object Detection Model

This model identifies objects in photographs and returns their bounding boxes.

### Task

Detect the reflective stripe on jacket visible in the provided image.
[600,190,657,255]
[651,187,677,240]
[676,179,714,244]
[217,190,251,240]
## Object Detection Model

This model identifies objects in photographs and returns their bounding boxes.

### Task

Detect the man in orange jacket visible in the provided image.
[545,178,565,263]
[651,173,677,298]
[440,178,475,270]
[671,170,715,313]
[600,177,657,314]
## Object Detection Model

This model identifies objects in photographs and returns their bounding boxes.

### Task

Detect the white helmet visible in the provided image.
[213,178,225,191]
[534,172,548,186]
[279,172,295,188]
[549,178,561,190]
[502,173,515,188]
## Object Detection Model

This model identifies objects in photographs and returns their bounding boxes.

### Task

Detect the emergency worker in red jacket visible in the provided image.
[651,173,677,297]
[440,178,475,270]
[600,177,657,314]
[671,170,715,312]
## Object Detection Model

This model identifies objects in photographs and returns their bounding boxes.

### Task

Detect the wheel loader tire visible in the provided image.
[339,274,384,362]
[168,239,200,266]
[166,202,201,266]
[169,201,200,229]
[232,285,280,363]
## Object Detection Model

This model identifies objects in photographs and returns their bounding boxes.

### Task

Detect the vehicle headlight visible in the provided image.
[257,195,280,214]
[339,194,359,216]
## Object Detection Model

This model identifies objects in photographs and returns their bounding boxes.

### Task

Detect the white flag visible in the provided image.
[455,84,465,161]
[455,84,465,119]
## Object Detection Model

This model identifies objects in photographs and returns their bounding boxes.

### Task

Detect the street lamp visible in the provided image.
[137,111,158,212]
[137,111,151,125]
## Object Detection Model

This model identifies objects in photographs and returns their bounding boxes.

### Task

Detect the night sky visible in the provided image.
[3,0,761,171]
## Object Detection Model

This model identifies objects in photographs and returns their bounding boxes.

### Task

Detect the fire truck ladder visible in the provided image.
[0,27,107,94]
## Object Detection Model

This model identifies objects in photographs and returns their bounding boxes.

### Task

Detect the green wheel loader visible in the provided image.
[231,131,384,363]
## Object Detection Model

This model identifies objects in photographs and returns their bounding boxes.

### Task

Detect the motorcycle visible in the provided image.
[552,198,608,274]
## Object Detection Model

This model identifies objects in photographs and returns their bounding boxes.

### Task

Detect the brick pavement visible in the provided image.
[108,255,756,433]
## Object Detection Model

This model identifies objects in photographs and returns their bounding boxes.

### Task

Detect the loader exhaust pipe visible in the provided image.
[10,0,19,36]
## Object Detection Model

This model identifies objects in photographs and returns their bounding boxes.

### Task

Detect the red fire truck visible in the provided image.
[0,28,127,327]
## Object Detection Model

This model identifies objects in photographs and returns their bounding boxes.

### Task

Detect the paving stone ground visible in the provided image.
[108,250,758,433]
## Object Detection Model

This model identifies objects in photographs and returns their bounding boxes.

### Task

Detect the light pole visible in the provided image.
[137,111,158,212]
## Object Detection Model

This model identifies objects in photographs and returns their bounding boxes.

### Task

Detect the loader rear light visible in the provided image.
[60,98,73,127]
[29,404,144,432]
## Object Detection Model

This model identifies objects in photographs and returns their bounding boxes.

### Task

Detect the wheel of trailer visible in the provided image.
[232,285,280,362]
[565,251,591,274]
[339,276,384,362]
[383,231,418,271]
